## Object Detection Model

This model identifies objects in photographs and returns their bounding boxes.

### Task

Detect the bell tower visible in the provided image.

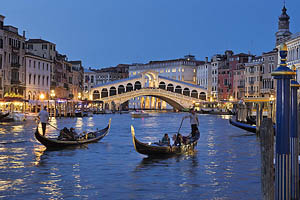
[275,4,292,46]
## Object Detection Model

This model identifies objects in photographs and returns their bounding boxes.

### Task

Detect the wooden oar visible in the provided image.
[177,118,184,134]
[47,122,60,131]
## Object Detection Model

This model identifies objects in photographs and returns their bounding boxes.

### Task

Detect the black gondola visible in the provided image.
[229,118,256,133]
[131,125,200,157]
[35,118,111,149]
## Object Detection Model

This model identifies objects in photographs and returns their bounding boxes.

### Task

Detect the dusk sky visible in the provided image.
[1,0,300,69]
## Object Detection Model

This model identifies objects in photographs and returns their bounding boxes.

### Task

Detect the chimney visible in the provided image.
[205,57,208,63]
[0,15,5,30]
[23,30,26,38]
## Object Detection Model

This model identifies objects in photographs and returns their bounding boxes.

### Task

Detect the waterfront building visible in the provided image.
[210,54,224,100]
[24,53,51,100]
[196,57,212,99]
[128,55,203,109]
[0,15,26,99]
[232,63,246,100]
[83,68,98,100]
[230,53,252,100]
[261,49,278,98]
[244,56,263,98]
[53,54,73,99]
[69,61,84,101]
[94,64,129,85]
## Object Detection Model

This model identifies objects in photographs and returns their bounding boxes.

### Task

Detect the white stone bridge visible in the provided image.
[90,71,207,110]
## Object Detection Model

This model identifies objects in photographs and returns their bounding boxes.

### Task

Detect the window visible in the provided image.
[29,74,31,84]
[0,39,3,48]
[42,44,47,49]
[42,76,45,86]
[38,75,40,85]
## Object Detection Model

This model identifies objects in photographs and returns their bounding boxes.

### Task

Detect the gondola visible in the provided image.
[131,125,200,157]
[0,112,9,120]
[229,118,256,133]
[35,118,111,149]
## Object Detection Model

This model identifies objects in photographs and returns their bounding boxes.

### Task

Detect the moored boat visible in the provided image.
[229,118,256,133]
[131,125,200,157]
[35,118,111,149]
[131,110,150,118]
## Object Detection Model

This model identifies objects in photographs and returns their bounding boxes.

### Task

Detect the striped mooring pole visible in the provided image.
[272,43,296,200]
[290,65,300,200]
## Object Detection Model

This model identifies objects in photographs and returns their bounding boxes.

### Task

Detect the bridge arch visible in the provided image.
[159,81,166,90]
[191,90,198,98]
[175,85,182,94]
[167,83,174,92]
[110,87,117,96]
[134,81,142,90]
[93,90,100,99]
[118,85,125,94]
[126,83,133,92]
[101,88,108,98]
[183,88,190,96]
[199,92,206,100]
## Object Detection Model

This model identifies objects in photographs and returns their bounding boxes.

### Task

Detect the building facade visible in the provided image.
[261,49,277,98]
[0,15,26,99]
[196,57,212,98]
[244,57,263,98]
[24,53,51,100]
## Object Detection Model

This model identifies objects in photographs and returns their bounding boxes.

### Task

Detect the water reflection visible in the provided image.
[0,113,262,199]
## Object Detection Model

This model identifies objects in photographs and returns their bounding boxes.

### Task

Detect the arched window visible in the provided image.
[110,87,117,96]
[134,81,142,90]
[191,90,198,98]
[93,90,100,100]
[126,83,133,92]
[199,92,206,100]
[118,85,125,94]
[159,82,166,89]
[175,86,182,94]
[183,88,190,96]
[101,88,108,98]
[167,84,174,92]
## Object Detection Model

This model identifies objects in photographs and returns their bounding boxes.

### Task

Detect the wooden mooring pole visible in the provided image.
[272,43,294,200]
[290,67,299,200]
[260,118,274,200]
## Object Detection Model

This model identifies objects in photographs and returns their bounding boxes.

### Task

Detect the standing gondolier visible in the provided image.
[38,106,49,136]
[182,108,199,138]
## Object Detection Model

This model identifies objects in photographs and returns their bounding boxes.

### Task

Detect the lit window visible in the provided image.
[172,68,176,72]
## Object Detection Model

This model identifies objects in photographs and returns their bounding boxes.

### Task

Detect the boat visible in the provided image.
[131,125,200,157]
[35,118,111,149]
[0,112,9,119]
[229,118,256,133]
[131,110,150,118]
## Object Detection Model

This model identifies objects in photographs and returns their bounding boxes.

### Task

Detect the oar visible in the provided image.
[177,118,184,134]
[47,122,60,131]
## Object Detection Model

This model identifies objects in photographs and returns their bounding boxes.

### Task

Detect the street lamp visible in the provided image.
[50,90,55,99]
[78,92,82,100]
[40,93,45,100]
[269,94,275,120]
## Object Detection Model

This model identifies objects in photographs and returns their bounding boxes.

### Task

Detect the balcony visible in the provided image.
[11,63,20,68]
[11,79,20,85]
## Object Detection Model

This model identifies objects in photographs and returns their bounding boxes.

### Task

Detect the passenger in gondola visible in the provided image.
[161,133,170,145]
[70,128,79,140]
[174,133,183,146]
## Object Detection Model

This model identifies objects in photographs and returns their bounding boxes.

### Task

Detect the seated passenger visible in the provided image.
[174,133,183,146]
[161,133,170,145]
[70,128,79,139]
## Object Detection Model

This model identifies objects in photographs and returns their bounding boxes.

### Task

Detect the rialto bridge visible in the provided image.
[90,71,207,110]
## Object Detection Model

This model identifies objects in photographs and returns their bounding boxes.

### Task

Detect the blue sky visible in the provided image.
[1,0,300,68]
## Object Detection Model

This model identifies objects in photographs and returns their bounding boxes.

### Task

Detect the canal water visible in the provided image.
[0,113,261,200]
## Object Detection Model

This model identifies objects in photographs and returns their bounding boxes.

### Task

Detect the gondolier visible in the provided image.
[38,106,49,136]
[182,108,199,137]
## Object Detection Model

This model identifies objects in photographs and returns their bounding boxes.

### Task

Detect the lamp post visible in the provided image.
[39,93,45,112]
[269,94,275,120]
[50,90,56,117]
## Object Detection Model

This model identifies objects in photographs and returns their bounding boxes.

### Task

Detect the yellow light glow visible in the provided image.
[40,93,45,100]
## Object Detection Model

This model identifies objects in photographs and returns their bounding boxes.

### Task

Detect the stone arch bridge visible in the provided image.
[90,71,207,110]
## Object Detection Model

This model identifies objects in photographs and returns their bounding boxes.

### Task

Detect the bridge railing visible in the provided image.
[99,87,202,102]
